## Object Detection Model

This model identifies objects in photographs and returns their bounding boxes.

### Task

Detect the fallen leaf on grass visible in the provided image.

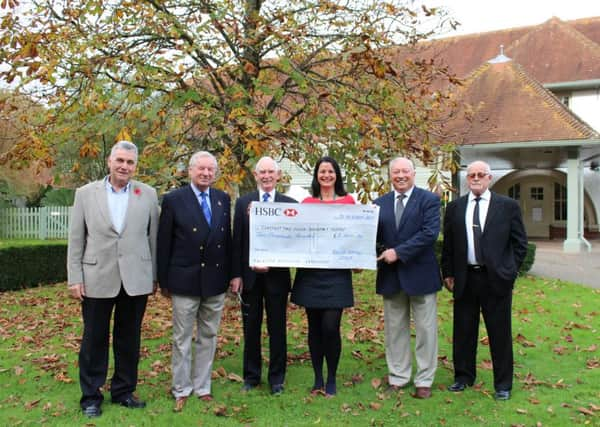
[371,377,381,389]
[351,373,364,384]
[351,350,363,360]
[478,360,493,370]
[553,346,567,355]
[14,366,24,375]
[479,336,489,345]
[516,408,528,414]
[515,333,536,347]
[369,402,382,410]
[227,372,243,383]
[213,404,228,416]
[528,397,540,404]
[577,407,594,416]
[586,358,599,369]
[25,399,41,410]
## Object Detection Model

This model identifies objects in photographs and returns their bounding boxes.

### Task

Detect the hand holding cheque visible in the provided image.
[249,202,379,270]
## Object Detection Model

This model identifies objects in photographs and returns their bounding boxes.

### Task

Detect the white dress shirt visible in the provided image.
[465,189,490,265]
[105,177,130,234]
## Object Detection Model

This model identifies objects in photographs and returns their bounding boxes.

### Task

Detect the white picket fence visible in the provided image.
[0,206,72,239]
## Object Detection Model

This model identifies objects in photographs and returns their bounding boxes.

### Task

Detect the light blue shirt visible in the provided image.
[191,183,211,211]
[105,177,130,234]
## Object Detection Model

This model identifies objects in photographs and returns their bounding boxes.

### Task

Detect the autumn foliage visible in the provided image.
[0,1,461,197]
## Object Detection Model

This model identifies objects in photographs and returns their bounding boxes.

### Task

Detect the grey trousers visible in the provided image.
[171,293,225,398]
[383,291,438,387]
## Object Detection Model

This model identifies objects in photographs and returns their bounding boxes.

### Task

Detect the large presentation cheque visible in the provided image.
[250,202,380,270]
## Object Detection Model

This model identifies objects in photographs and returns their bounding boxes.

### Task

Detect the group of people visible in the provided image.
[67,140,527,418]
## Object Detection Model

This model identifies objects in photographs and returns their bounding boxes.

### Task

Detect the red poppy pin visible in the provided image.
[134,188,141,196]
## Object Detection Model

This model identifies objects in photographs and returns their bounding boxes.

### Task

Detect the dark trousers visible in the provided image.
[453,269,513,391]
[79,286,148,408]
[241,275,288,386]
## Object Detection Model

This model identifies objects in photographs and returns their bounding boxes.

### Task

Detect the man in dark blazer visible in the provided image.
[157,151,231,411]
[230,156,296,395]
[442,160,527,401]
[67,141,159,418]
[374,157,442,399]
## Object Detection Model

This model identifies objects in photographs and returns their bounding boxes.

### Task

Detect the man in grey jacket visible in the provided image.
[67,140,159,418]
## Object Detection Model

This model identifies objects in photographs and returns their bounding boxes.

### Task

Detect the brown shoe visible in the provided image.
[173,396,188,412]
[414,386,432,399]
[198,394,213,402]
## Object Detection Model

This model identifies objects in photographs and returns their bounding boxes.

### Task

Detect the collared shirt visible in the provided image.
[191,183,211,212]
[394,186,414,208]
[105,177,130,234]
[259,190,274,202]
[465,189,491,265]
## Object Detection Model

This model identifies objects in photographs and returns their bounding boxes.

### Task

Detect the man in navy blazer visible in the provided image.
[374,157,441,399]
[230,156,296,395]
[157,151,231,411]
[442,160,527,401]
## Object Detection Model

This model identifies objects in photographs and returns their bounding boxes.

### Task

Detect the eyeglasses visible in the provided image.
[467,172,490,179]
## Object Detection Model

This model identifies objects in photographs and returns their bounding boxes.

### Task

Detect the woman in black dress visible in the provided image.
[291,156,355,397]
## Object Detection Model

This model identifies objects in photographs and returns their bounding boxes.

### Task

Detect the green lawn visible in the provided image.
[0,272,598,426]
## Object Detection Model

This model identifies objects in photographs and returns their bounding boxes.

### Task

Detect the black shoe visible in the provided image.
[241,382,257,392]
[82,404,102,418]
[494,390,511,401]
[271,384,284,395]
[112,395,146,409]
[447,381,471,392]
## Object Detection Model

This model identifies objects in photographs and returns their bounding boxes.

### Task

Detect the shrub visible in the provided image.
[0,242,67,291]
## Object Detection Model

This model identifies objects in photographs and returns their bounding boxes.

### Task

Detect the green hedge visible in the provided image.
[0,239,536,292]
[433,240,536,275]
[0,242,67,291]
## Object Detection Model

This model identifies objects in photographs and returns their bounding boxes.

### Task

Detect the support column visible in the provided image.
[563,148,585,252]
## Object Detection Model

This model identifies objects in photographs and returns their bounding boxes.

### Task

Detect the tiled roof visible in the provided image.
[506,17,600,83]
[390,16,600,83]
[445,58,598,145]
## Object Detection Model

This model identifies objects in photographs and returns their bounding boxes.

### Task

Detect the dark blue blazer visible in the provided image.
[157,185,231,297]
[441,192,527,298]
[374,187,442,296]
[231,191,296,293]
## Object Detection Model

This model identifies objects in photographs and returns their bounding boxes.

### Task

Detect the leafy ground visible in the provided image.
[0,272,598,426]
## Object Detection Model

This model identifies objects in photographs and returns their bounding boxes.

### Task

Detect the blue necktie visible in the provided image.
[200,192,211,226]
[263,192,270,202]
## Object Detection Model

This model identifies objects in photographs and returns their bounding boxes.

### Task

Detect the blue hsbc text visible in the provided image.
[254,207,282,216]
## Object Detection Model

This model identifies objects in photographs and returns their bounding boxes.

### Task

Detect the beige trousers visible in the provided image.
[383,291,438,387]
[171,293,225,398]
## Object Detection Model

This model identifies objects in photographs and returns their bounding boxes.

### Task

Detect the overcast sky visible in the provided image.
[429,0,600,36]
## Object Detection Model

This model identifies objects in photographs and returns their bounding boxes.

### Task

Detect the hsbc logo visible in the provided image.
[283,208,298,217]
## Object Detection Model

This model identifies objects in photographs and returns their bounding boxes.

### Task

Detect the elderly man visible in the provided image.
[374,157,442,399]
[442,160,527,401]
[157,151,231,411]
[67,140,159,418]
[230,156,296,395]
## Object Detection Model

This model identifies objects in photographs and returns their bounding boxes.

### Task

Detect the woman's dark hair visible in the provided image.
[310,156,348,198]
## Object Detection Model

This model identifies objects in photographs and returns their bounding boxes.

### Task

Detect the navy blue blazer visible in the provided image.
[441,192,527,298]
[231,191,296,293]
[157,184,231,297]
[374,187,442,296]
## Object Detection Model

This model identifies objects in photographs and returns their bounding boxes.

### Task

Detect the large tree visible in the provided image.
[0,0,459,197]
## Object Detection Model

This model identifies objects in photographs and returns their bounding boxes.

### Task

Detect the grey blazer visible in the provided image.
[67,179,159,298]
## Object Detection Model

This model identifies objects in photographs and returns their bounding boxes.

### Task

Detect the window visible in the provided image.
[554,183,567,221]
[560,95,570,107]
[530,187,544,201]
[508,183,520,200]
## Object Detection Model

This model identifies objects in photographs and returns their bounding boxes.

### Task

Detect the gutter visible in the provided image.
[544,79,600,91]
